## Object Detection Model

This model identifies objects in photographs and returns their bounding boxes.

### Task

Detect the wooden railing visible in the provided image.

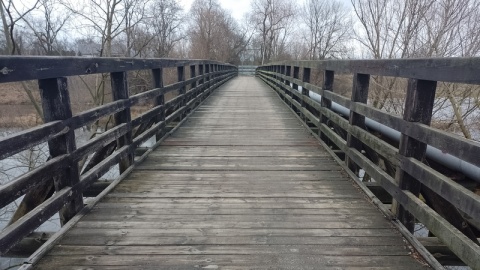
[0,56,236,255]
[256,58,480,269]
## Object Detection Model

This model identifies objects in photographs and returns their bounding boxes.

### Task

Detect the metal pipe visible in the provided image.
[301,87,480,182]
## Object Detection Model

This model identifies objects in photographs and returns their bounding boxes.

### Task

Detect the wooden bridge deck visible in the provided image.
[33,76,428,269]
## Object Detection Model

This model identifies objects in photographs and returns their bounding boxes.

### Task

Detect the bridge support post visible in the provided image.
[38,77,83,225]
[152,68,165,141]
[190,64,197,106]
[177,65,186,120]
[393,79,437,232]
[346,74,370,176]
[199,64,205,99]
[205,64,211,96]
[301,67,311,124]
[292,66,300,114]
[319,70,334,146]
[285,65,292,107]
[111,72,134,174]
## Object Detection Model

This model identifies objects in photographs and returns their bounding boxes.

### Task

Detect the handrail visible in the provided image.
[0,56,237,255]
[256,58,480,269]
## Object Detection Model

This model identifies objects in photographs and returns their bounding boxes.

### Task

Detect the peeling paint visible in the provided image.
[0,67,13,75]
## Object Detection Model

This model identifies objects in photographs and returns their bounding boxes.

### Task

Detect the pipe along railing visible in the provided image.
[0,56,237,256]
[257,58,480,269]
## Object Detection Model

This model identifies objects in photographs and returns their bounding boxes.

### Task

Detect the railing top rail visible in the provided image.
[262,57,480,84]
[0,56,236,83]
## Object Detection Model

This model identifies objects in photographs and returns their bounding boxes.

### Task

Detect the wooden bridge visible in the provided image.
[0,57,479,269]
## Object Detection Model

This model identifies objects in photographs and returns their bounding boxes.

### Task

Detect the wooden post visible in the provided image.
[212,64,217,82]
[280,65,285,84]
[320,70,334,145]
[394,78,437,232]
[285,65,292,106]
[177,65,186,119]
[190,64,197,103]
[199,64,205,97]
[111,72,133,174]
[301,67,311,123]
[274,65,280,86]
[292,66,300,110]
[206,64,211,94]
[346,74,370,175]
[152,68,164,141]
[38,77,83,225]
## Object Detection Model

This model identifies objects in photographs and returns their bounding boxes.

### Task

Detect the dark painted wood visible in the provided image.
[394,79,437,232]
[0,58,235,259]
[266,58,480,84]
[320,70,334,144]
[0,57,234,83]
[111,72,134,174]
[257,63,480,268]
[0,121,65,160]
[346,74,370,175]
[38,77,83,225]
[32,77,427,269]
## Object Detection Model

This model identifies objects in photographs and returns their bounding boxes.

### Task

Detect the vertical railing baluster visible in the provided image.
[205,64,211,94]
[190,64,197,104]
[177,65,186,119]
[320,70,334,144]
[285,65,292,106]
[111,72,134,174]
[301,67,311,123]
[292,66,300,112]
[280,65,285,85]
[152,68,164,141]
[38,77,83,225]
[394,79,437,232]
[346,74,370,175]
[199,64,205,99]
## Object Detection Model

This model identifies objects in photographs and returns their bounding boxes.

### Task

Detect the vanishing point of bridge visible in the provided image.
[0,57,479,269]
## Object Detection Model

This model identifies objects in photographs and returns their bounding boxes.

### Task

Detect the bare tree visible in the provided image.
[0,0,40,55]
[148,0,184,58]
[62,0,127,57]
[188,0,249,64]
[18,0,71,55]
[302,0,351,60]
[249,0,295,64]
[351,0,480,139]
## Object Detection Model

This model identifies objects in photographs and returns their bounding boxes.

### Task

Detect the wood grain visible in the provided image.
[32,76,428,269]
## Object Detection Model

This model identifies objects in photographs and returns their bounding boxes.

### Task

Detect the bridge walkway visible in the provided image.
[33,76,428,269]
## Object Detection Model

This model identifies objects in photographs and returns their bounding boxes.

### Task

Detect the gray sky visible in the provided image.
[179,0,251,21]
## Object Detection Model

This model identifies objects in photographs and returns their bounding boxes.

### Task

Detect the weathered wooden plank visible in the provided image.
[111,72,134,174]
[266,58,480,84]
[38,77,83,225]
[0,188,73,254]
[48,244,412,256]
[401,157,480,221]
[87,207,381,216]
[0,57,234,83]
[0,155,67,208]
[31,76,426,270]
[55,235,407,247]
[37,254,428,268]
[149,146,329,157]
[68,99,130,129]
[346,73,370,174]
[0,121,66,160]
[394,79,437,232]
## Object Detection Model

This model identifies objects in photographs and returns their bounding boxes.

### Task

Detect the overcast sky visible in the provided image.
[179,0,251,21]
[179,0,354,22]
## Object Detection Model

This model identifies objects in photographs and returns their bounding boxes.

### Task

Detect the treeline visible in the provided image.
[1,0,479,64]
